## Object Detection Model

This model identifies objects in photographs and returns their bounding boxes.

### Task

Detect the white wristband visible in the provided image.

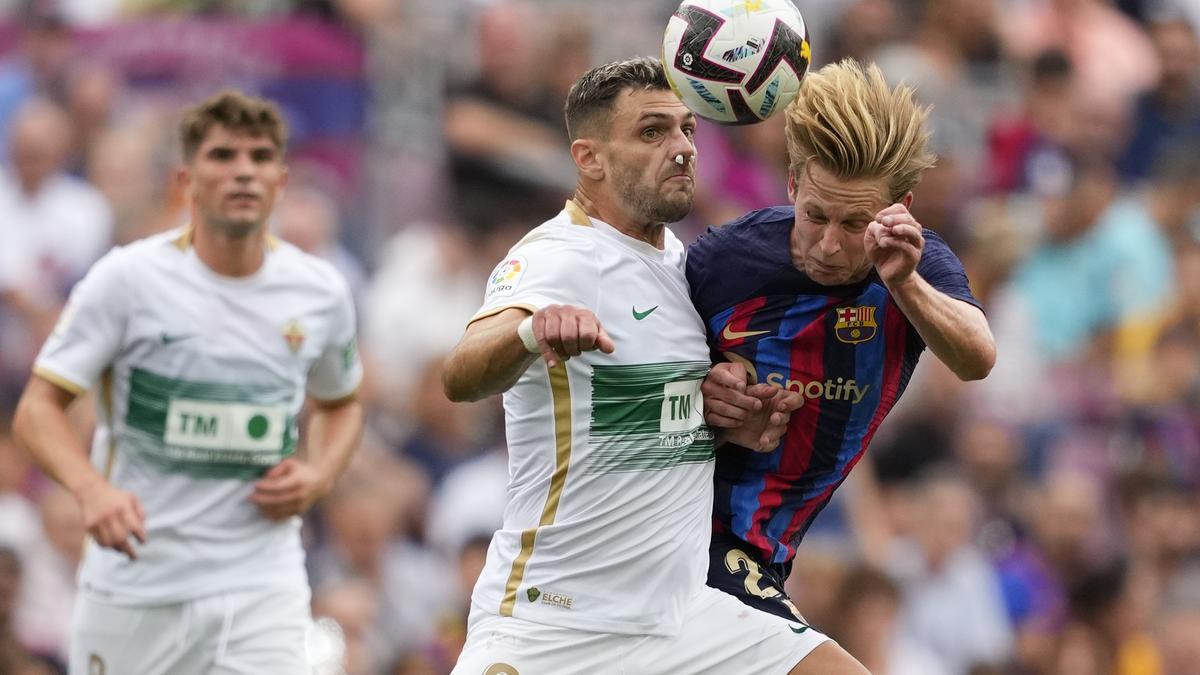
[517,315,539,354]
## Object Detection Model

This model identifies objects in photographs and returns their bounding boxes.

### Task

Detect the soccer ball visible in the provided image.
[662,0,811,125]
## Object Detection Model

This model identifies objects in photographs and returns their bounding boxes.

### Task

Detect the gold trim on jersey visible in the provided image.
[499,362,573,616]
[564,199,592,227]
[172,225,194,251]
[32,366,86,396]
[310,383,361,407]
[470,303,539,326]
[100,368,116,478]
[173,225,279,251]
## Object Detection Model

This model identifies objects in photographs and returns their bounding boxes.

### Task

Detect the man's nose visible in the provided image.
[818,226,840,255]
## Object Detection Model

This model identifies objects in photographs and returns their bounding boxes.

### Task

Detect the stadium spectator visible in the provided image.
[0,97,113,398]
[882,469,1013,674]
[0,12,74,162]
[825,564,949,675]
[1117,17,1200,183]
[273,184,367,303]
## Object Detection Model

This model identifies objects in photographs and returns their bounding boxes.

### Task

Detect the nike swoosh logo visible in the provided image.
[790,624,810,634]
[722,324,770,341]
[632,305,658,320]
[160,333,199,345]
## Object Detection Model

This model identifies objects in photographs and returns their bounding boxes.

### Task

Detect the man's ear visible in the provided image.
[901,192,914,209]
[787,170,796,203]
[571,139,604,181]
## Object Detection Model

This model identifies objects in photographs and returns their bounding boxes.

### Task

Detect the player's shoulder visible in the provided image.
[269,237,352,297]
[688,206,793,279]
[508,210,599,258]
[690,206,794,260]
[117,226,194,263]
[916,228,963,269]
[921,228,953,253]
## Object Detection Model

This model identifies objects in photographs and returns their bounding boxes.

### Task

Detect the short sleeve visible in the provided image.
[33,248,129,394]
[471,231,600,322]
[917,231,983,311]
[307,273,363,402]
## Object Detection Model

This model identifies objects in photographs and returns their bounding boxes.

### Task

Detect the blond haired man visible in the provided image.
[13,90,364,674]
[692,60,996,627]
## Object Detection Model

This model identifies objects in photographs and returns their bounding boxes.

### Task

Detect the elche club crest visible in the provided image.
[282,319,306,354]
[834,306,878,344]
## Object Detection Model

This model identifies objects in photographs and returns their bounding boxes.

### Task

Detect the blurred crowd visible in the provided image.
[1,0,1199,673]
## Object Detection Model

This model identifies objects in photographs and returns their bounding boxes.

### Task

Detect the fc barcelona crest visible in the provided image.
[282,319,306,354]
[834,306,877,344]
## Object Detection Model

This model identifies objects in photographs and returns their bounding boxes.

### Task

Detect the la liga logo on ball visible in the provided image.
[662,0,810,125]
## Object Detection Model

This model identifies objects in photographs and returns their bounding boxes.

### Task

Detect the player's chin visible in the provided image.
[655,191,694,223]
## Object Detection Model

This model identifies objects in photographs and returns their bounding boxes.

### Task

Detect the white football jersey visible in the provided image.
[35,227,362,605]
[469,201,714,636]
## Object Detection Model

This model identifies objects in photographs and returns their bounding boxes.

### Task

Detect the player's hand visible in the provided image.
[865,203,924,287]
[530,304,616,368]
[251,458,329,521]
[702,361,765,428]
[76,478,146,561]
[720,387,801,453]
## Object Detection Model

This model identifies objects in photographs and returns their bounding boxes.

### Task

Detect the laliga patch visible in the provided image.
[486,256,526,299]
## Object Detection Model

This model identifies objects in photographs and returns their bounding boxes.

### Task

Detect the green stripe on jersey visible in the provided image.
[124,368,297,479]
[585,361,714,474]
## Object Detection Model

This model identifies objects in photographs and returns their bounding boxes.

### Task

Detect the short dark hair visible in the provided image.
[564,57,671,141]
[179,90,288,161]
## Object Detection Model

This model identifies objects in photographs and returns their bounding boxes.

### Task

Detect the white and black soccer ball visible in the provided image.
[662,0,811,125]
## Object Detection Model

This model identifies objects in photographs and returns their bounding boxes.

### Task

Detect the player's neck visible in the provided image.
[571,189,665,249]
[191,219,268,278]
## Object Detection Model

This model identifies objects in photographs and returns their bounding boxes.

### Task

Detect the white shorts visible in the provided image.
[69,585,312,675]
[452,585,830,675]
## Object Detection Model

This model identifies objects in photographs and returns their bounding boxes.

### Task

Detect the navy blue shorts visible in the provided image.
[706,531,813,627]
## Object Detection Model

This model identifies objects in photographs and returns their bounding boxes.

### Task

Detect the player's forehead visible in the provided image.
[798,163,889,217]
[195,124,279,153]
[611,87,693,129]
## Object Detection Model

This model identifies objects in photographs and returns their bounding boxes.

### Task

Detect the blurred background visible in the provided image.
[0,0,1199,673]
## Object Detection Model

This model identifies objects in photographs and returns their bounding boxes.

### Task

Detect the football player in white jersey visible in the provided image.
[443,57,866,675]
[13,90,364,675]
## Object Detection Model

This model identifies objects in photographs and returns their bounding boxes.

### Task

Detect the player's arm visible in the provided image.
[15,249,145,559]
[445,237,610,402]
[867,203,996,381]
[888,274,995,380]
[444,308,538,402]
[13,376,146,560]
[252,393,364,521]
[443,304,616,402]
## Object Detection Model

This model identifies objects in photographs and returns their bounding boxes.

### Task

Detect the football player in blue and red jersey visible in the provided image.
[689,59,997,624]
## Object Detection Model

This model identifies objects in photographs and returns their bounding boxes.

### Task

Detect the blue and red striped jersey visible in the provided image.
[687,206,981,564]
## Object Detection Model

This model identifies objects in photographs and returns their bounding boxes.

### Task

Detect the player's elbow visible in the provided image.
[954,342,996,382]
[441,358,480,403]
[442,369,470,403]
